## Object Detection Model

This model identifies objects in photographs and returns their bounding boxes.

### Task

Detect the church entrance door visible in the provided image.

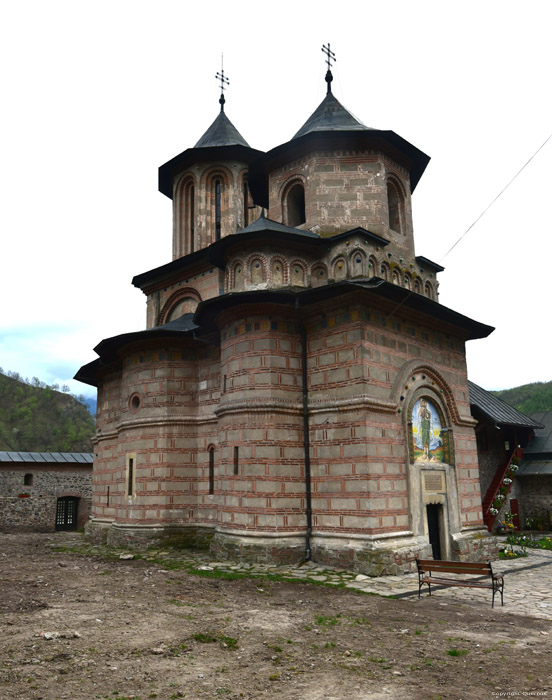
[426,504,442,560]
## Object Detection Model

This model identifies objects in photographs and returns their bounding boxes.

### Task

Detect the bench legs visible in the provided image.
[492,579,504,608]
[418,580,431,599]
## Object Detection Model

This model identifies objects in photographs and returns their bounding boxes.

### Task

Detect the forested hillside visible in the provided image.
[491,381,552,415]
[0,370,95,452]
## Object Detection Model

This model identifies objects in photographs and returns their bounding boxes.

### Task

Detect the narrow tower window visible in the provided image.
[187,184,195,253]
[215,179,222,240]
[387,181,403,234]
[208,447,215,495]
[126,455,136,497]
[233,446,239,475]
[243,179,250,228]
[286,183,306,227]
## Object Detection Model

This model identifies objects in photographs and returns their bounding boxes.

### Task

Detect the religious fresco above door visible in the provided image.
[411,398,445,463]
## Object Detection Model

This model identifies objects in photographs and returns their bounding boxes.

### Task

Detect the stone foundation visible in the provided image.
[84,520,498,573]
[451,529,498,561]
[211,531,307,565]
[85,519,214,551]
[311,533,432,576]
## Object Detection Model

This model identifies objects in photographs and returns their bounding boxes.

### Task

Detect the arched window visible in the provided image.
[175,175,196,257]
[285,182,306,227]
[333,257,347,281]
[208,447,215,495]
[232,260,244,290]
[350,251,365,278]
[250,258,265,285]
[392,269,401,286]
[425,281,434,300]
[311,264,328,287]
[271,259,285,286]
[185,182,195,253]
[290,261,306,286]
[414,278,422,295]
[158,288,202,325]
[243,178,250,229]
[387,180,404,234]
[214,179,222,241]
[368,256,378,277]
[24,473,33,486]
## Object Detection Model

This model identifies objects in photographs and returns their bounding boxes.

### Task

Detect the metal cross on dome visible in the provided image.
[321,43,336,93]
[322,43,336,71]
[216,57,229,111]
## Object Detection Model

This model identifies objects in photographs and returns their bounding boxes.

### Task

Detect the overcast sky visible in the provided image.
[1,0,550,400]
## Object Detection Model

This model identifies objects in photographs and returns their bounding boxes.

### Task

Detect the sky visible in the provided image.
[1,0,550,400]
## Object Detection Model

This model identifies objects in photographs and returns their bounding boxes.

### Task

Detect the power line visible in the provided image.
[383,130,552,324]
[439,132,552,263]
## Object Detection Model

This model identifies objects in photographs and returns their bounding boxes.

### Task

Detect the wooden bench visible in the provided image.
[416,559,504,608]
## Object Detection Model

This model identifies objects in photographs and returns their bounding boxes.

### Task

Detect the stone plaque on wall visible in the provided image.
[423,471,445,494]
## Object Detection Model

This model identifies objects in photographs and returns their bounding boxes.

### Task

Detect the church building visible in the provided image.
[76,52,497,574]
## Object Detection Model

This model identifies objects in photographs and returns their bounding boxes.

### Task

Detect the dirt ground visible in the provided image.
[1,532,551,700]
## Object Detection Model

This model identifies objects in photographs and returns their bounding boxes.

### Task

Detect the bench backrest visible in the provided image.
[417,559,492,576]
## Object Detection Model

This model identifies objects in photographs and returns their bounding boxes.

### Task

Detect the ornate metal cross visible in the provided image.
[321,43,336,71]
[216,68,229,94]
[216,56,230,110]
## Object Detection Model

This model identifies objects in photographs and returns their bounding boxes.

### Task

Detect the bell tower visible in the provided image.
[158,67,263,259]
[248,46,430,266]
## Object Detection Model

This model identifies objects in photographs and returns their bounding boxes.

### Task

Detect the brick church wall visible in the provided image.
[214,308,306,559]
[90,343,221,547]
[267,149,414,258]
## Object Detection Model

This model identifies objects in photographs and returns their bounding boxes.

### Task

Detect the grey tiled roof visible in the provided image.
[292,90,373,140]
[237,212,320,237]
[523,411,552,454]
[516,461,552,476]
[0,452,93,464]
[194,110,250,148]
[468,381,544,429]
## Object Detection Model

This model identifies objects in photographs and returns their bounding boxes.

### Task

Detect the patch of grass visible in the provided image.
[192,632,218,644]
[191,632,238,649]
[350,616,371,626]
[268,673,280,681]
[219,635,238,650]
[314,614,340,627]
[447,648,469,657]
[324,641,336,649]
